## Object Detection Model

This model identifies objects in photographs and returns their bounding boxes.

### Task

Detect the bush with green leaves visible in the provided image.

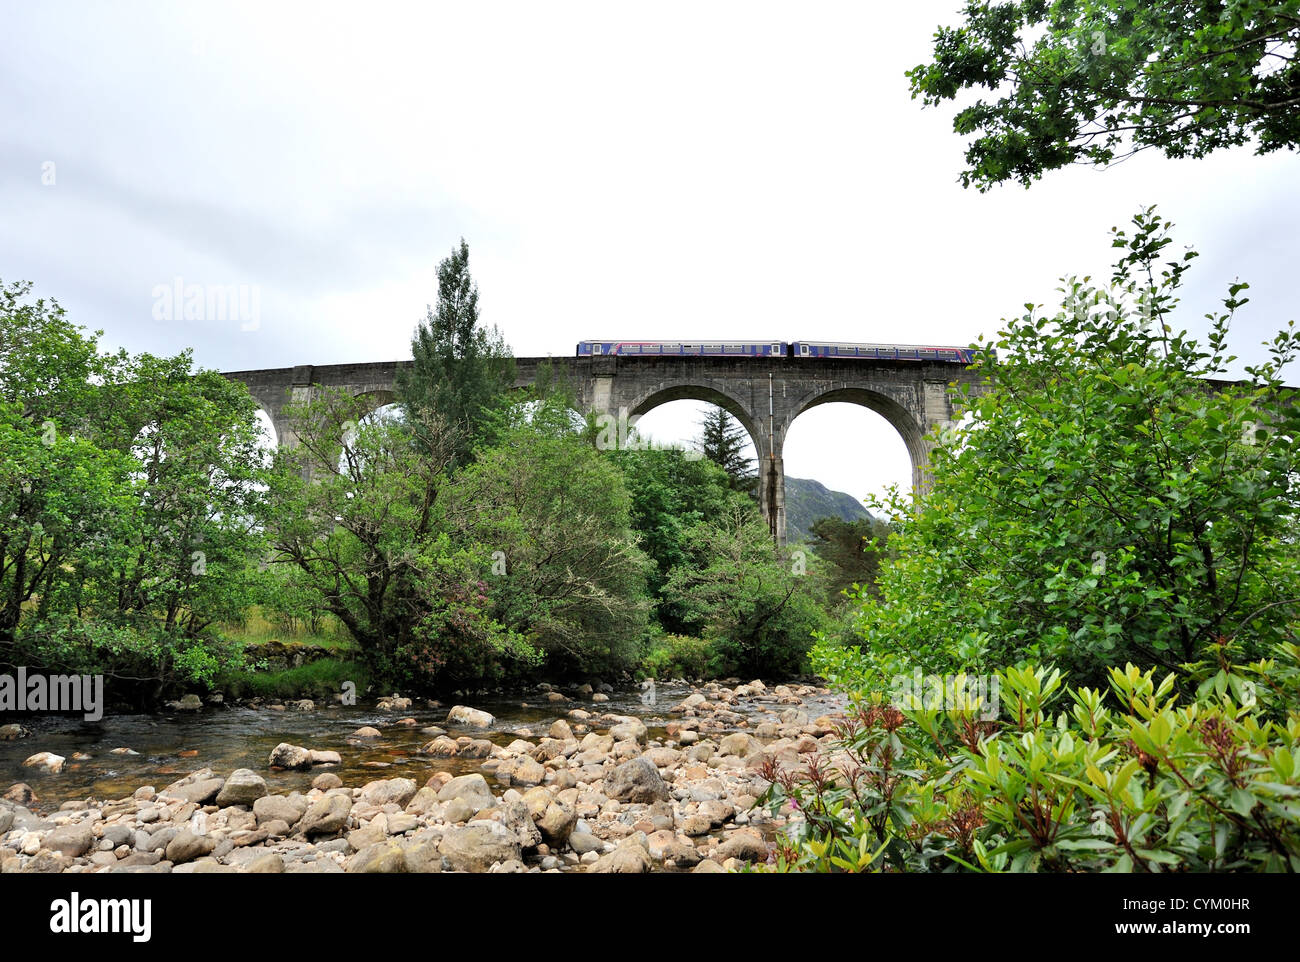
[664,505,830,677]
[758,650,1300,873]
[826,209,1300,691]
[638,633,724,681]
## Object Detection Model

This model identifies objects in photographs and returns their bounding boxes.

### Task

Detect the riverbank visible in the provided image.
[1,679,846,873]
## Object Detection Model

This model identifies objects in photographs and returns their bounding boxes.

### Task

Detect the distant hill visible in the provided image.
[784,477,871,541]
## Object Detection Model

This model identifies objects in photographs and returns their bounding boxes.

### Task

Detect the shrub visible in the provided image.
[758,649,1300,873]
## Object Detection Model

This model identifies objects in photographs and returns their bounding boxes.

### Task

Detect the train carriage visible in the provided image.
[576,340,786,357]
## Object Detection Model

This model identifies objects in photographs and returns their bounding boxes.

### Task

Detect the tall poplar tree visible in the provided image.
[397,239,515,467]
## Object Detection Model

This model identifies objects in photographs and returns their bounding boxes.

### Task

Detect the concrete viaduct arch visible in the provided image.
[224,354,987,543]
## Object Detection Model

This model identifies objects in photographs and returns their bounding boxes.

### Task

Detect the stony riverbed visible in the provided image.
[0,679,847,874]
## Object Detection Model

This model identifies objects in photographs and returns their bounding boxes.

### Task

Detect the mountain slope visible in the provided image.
[784,476,871,541]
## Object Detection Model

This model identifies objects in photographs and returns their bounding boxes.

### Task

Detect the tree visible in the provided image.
[821,209,1300,690]
[0,280,271,695]
[265,387,516,683]
[448,398,653,678]
[397,238,516,467]
[908,1,1300,190]
[664,505,829,677]
[695,405,755,493]
[808,515,893,608]
[614,445,750,631]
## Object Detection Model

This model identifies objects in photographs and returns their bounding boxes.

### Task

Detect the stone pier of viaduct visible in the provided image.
[224,355,988,544]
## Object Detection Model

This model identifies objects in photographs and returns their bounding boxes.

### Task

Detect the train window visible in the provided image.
[799,343,810,356]
[771,343,780,355]
[592,344,602,355]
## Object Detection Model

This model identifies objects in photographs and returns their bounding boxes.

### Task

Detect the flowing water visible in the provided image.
[1,682,846,812]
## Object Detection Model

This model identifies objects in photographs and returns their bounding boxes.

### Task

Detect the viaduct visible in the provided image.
[224,355,988,544]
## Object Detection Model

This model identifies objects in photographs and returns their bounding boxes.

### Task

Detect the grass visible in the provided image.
[216,655,371,702]
[217,606,359,652]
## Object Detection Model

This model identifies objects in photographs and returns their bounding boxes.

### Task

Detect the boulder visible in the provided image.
[268,743,312,770]
[299,793,352,836]
[717,828,769,862]
[215,769,267,807]
[589,836,654,873]
[604,757,670,803]
[246,853,284,873]
[160,770,225,804]
[536,801,577,846]
[253,794,308,827]
[346,840,409,873]
[419,736,459,757]
[166,830,216,864]
[718,732,763,758]
[359,778,418,809]
[21,752,65,774]
[312,773,342,791]
[43,824,94,858]
[438,821,521,872]
[446,705,495,728]
[0,724,29,741]
[351,726,382,739]
[436,774,495,814]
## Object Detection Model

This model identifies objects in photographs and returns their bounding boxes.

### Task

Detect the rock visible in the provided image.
[166,830,216,864]
[402,838,443,873]
[591,693,609,703]
[438,821,522,872]
[0,809,12,835]
[376,696,412,711]
[719,732,763,758]
[0,724,29,740]
[501,799,542,849]
[717,828,768,862]
[441,797,474,823]
[175,694,203,711]
[386,813,417,835]
[299,793,352,836]
[509,758,546,786]
[568,828,603,855]
[21,752,65,774]
[268,743,313,770]
[589,836,654,874]
[215,769,267,807]
[102,824,134,847]
[608,717,647,742]
[647,829,701,866]
[549,719,572,740]
[446,705,495,728]
[346,839,409,873]
[359,778,418,809]
[419,736,459,757]
[404,787,442,816]
[161,770,226,804]
[604,757,670,803]
[693,858,726,873]
[4,783,36,806]
[308,750,341,765]
[436,774,495,814]
[537,801,577,846]
[247,853,284,873]
[289,699,315,712]
[312,773,343,791]
[44,824,94,858]
[253,794,308,827]
[351,726,382,738]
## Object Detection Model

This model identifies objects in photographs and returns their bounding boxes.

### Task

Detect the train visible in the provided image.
[575,340,979,363]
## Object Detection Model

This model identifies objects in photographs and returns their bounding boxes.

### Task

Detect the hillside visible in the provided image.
[784,476,871,541]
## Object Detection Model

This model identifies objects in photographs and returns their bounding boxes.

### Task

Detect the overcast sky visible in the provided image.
[3,1,1297,506]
